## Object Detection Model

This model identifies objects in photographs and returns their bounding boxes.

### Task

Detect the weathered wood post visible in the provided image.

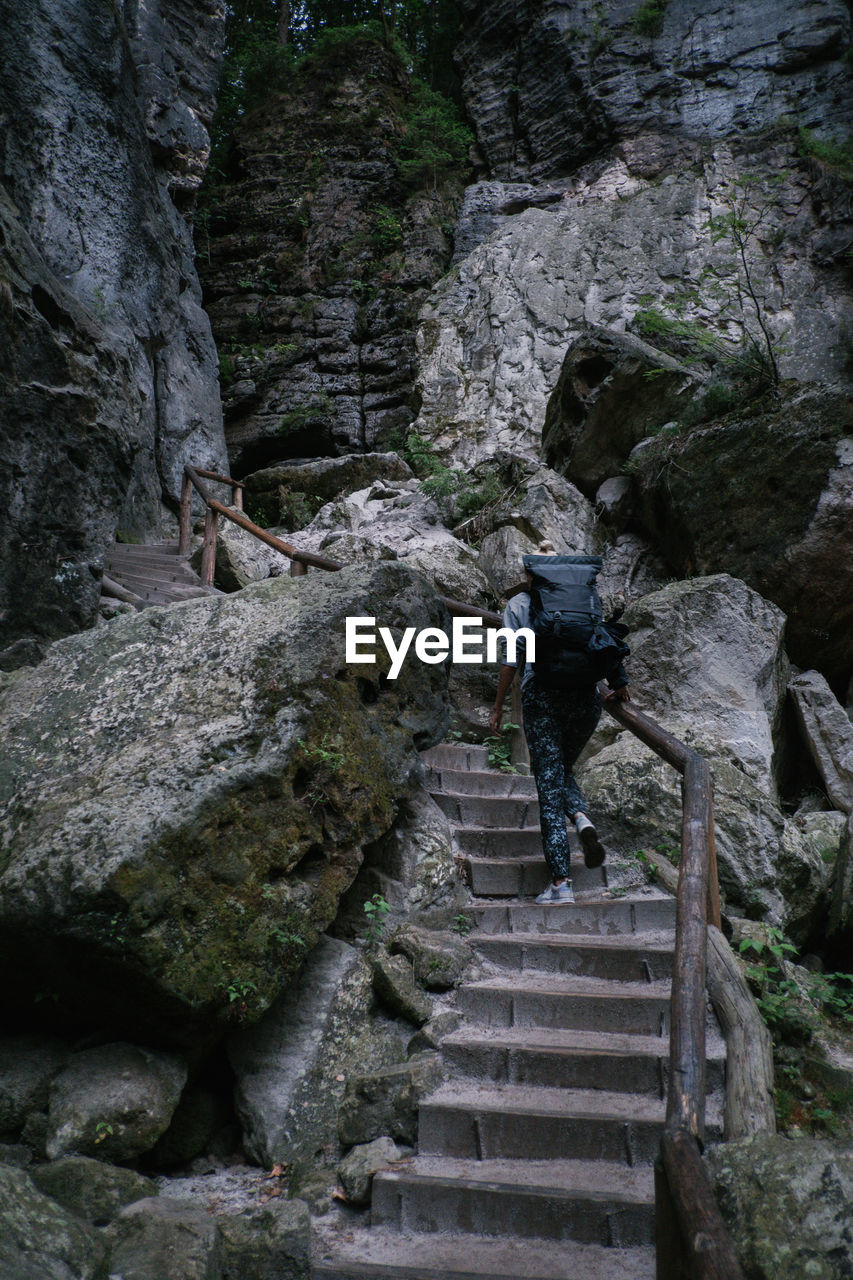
[178,470,193,556]
[200,507,219,586]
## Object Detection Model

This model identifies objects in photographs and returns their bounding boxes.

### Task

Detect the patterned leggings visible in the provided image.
[522,680,602,881]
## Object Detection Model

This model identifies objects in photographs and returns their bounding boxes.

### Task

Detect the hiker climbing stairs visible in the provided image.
[102,540,219,608]
[313,741,727,1280]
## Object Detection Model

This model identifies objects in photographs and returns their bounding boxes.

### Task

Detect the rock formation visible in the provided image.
[414,137,853,472]
[0,0,228,667]
[198,35,464,475]
[0,562,448,1045]
[455,0,853,179]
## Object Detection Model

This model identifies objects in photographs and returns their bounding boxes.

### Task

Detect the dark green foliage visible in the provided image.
[633,0,667,36]
[739,929,853,1134]
[797,127,853,182]
[394,80,473,190]
[213,0,464,171]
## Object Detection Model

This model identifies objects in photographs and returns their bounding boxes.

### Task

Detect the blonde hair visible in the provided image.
[536,540,556,554]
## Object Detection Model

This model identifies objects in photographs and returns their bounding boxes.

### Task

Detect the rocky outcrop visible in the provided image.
[294,479,495,609]
[0,562,449,1046]
[629,384,853,687]
[30,1157,158,1226]
[0,0,227,667]
[706,1133,853,1280]
[414,138,853,471]
[106,1194,311,1280]
[578,575,839,933]
[789,672,853,812]
[476,461,599,595]
[45,1043,187,1163]
[0,1163,106,1280]
[198,35,463,474]
[337,1054,444,1148]
[455,0,853,180]
[622,575,789,791]
[228,936,406,1171]
[542,327,702,497]
[242,453,414,528]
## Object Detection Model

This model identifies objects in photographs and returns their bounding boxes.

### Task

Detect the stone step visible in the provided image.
[422,744,491,771]
[467,896,677,937]
[465,855,606,898]
[418,1082,687,1163]
[371,1156,654,1245]
[312,1229,655,1280]
[432,792,540,829]
[455,827,546,857]
[440,1026,726,1094]
[470,933,673,981]
[426,766,537,798]
[457,974,671,1035]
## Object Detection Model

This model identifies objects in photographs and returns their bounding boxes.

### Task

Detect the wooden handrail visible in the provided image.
[179,461,741,1277]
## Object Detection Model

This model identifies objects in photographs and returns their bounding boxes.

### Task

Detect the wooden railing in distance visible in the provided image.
[179,464,742,1277]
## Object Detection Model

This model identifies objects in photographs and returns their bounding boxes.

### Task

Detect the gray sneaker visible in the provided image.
[536,881,575,904]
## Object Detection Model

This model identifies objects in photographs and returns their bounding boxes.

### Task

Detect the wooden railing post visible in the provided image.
[655,1156,688,1280]
[290,559,308,577]
[233,484,244,512]
[200,507,219,587]
[667,753,711,1141]
[706,799,722,931]
[178,470,193,556]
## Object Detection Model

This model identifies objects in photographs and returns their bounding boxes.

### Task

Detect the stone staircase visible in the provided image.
[103,541,218,607]
[313,741,726,1280]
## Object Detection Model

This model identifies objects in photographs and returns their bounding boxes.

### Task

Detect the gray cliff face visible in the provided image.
[0,0,227,667]
[456,0,853,179]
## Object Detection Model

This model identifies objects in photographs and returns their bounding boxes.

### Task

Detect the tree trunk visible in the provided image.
[277,0,289,45]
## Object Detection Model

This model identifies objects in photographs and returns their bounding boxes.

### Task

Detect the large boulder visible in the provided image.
[299,480,494,609]
[106,1188,311,1280]
[389,925,473,991]
[241,454,414,528]
[630,385,853,686]
[30,1156,157,1226]
[229,936,406,1171]
[0,1163,106,1280]
[576,575,838,932]
[370,952,432,1026]
[789,670,853,812]
[45,1043,186,1163]
[542,327,701,497]
[414,139,852,471]
[0,0,227,666]
[581,735,834,938]
[337,1054,444,1148]
[455,0,852,179]
[477,463,599,595]
[0,562,449,1046]
[620,575,789,792]
[0,1036,68,1141]
[106,1198,219,1280]
[191,516,290,592]
[706,1134,853,1280]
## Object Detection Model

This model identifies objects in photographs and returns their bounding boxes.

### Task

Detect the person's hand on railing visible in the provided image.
[604,686,631,703]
